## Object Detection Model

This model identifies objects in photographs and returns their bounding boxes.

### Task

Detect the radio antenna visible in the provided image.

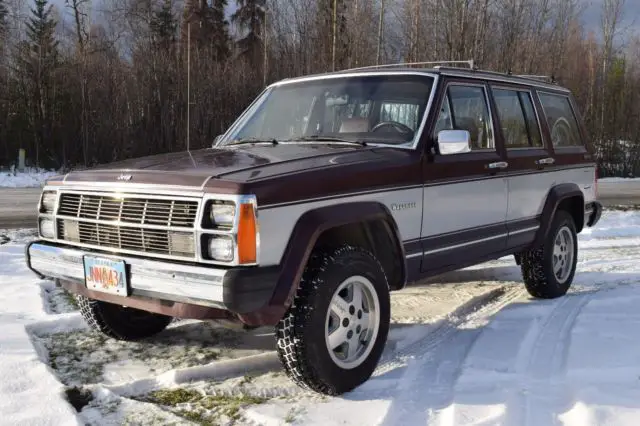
[186,22,196,166]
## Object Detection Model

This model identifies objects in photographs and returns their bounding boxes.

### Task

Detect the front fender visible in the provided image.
[272,201,405,306]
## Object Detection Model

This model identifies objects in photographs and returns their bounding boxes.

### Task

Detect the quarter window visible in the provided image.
[492,89,542,148]
[434,85,495,151]
[538,92,583,147]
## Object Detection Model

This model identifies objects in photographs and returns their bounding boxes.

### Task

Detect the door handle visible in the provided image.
[487,161,508,170]
[535,157,555,165]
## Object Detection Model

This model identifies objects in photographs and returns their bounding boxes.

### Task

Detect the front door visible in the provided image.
[420,80,509,273]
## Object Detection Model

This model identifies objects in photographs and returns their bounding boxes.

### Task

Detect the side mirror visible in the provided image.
[213,135,222,147]
[437,130,471,155]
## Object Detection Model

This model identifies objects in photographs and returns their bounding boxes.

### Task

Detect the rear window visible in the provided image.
[538,92,583,147]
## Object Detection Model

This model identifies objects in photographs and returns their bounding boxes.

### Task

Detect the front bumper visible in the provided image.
[26,241,279,315]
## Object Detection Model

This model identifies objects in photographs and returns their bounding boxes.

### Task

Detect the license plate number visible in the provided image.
[83,256,129,296]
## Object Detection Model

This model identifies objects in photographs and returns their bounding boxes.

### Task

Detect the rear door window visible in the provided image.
[538,92,583,147]
[492,88,542,149]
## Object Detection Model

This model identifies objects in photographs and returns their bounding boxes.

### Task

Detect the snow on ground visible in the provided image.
[2,209,640,425]
[0,167,58,188]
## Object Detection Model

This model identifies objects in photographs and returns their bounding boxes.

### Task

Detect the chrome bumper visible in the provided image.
[27,242,226,308]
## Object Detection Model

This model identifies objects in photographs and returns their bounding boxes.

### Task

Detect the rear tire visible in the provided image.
[275,245,390,395]
[521,210,578,299]
[76,295,172,341]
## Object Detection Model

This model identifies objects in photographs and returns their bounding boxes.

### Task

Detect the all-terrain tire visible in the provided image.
[76,295,173,341]
[275,245,391,395]
[521,210,578,299]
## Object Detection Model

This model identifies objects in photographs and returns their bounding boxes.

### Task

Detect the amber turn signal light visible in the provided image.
[237,203,257,264]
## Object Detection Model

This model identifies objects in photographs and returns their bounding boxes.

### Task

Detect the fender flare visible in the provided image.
[268,201,406,309]
[532,183,584,247]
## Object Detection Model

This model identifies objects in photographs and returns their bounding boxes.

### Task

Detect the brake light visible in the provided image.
[237,203,258,264]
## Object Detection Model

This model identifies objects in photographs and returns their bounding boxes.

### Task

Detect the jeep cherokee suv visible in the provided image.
[26,62,602,395]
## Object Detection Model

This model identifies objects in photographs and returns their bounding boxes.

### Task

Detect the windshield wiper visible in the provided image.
[228,137,279,146]
[292,135,368,146]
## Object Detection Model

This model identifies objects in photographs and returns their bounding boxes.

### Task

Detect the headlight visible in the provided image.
[39,218,55,238]
[208,201,235,229]
[207,235,234,261]
[40,191,57,214]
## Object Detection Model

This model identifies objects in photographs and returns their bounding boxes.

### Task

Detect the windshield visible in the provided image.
[217,75,435,147]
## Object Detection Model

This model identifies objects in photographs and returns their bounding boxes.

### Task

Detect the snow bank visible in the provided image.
[0,168,58,188]
[581,210,640,240]
[598,177,640,182]
[0,243,80,425]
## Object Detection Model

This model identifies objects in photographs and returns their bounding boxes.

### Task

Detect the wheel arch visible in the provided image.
[269,201,407,310]
[533,183,584,247]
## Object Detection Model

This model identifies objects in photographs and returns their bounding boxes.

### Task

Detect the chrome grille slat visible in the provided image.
[56,192,199,259]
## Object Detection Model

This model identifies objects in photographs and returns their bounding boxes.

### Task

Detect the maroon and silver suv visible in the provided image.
[26,62,602,395]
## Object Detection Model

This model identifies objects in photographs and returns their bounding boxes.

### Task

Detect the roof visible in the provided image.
[272,63,570,93]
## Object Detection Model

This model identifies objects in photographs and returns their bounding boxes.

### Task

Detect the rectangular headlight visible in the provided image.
[39,218,55,238]
[208,200,235,229]
[207,235,234,261]
[40,191,57,214]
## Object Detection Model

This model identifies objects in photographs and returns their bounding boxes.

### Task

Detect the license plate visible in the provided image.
[83,256,129,296]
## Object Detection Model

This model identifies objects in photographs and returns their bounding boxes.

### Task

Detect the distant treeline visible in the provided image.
[0,0,637,176]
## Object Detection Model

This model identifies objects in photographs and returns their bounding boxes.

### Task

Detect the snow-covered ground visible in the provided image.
[0,168,58,188]
[2,210,640,425]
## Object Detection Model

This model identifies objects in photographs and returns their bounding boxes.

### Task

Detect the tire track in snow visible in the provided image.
[503,291,593,426]
[369,286,525,426]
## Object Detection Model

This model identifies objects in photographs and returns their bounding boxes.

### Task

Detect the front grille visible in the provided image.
[57,220,195,258]
[58,193,199,228]
[55,192,200,259]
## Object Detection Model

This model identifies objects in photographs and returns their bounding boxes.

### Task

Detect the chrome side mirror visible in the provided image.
[437,130,471,155]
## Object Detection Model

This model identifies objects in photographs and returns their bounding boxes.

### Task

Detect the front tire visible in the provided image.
[275,245,390,395]
[76,295,173,341]
[521,210,578,299]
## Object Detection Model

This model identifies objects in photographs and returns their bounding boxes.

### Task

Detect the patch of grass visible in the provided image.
[238,374,254,386]
[141,387,267,425]
[146,388,203,406]
[200,394,267,420]
[65,386,94,412]
[284,408,296,423]
[63,290,79,309]
[175,409,217,426]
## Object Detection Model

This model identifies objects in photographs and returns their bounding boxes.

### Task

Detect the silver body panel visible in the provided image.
[257,187,424,265]
[506,166,596,222]
[421,178,508,237]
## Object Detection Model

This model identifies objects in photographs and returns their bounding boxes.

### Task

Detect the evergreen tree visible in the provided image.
[181,0,229,61]
[0,0,7,37]
[15,0,60,167]
[231,0,265,65]
[151,0,177,52]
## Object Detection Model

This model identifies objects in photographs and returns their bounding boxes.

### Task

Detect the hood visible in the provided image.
[60,143,376,188]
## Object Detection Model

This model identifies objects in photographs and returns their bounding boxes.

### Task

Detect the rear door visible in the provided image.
[420,79,509,273]
[489,84,550,248]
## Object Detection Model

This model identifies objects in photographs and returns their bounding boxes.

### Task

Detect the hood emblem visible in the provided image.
[117,174,132,181]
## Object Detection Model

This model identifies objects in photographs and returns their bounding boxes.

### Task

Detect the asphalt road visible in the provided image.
[0,182,639,229]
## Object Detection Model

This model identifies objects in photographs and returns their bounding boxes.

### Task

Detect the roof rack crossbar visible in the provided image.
[514,74,556,83]
[346,60,475,72]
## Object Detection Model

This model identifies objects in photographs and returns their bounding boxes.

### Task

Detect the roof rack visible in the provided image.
[346,60,475,72]
[514,74,557,84]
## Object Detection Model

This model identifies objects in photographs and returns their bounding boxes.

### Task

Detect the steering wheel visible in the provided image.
[371,121,414,135]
